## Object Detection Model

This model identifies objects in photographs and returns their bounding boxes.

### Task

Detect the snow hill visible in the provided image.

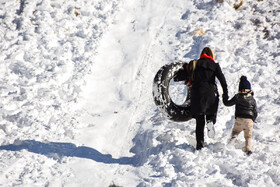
[0,0,280,186]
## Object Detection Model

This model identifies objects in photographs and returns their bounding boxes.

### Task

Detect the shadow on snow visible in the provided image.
[0,140,140,166]
[0,137,195,167]
[0,113,195,167]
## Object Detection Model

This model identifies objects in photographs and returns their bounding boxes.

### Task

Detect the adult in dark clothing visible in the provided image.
[190,47,228,150]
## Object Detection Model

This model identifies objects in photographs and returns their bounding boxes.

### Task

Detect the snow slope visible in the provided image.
[0,0,280,186]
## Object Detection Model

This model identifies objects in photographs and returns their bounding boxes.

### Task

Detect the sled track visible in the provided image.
[115,0,177,168]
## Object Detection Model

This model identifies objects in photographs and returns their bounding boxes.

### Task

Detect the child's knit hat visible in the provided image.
[239,76,251,91]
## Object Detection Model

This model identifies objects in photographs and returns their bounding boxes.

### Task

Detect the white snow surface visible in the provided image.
[0,0,280,186]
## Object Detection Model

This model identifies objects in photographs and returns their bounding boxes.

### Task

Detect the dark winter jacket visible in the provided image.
[173,63,189,82]
[223,91,258,121]
[190,55,228,116]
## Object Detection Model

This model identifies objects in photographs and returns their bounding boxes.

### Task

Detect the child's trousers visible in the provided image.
[231,117,254,152]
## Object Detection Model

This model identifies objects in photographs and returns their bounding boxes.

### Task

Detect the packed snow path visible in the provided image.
[0,0,280,186]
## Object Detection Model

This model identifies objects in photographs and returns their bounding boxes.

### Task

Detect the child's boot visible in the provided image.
[246,151,253,156]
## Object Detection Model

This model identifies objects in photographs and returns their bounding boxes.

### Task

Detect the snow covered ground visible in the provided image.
[0,0,279,186]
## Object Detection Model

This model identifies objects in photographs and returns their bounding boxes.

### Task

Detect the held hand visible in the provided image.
[222,93,228,104]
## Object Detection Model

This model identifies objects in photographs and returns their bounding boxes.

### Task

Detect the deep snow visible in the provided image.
[0,0,280,186]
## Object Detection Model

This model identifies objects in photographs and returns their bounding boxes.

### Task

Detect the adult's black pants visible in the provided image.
[195,114,216,150]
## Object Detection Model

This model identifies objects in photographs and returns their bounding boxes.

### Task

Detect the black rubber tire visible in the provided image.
[152,62,192,122]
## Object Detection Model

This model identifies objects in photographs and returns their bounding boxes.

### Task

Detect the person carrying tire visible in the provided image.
[190,47,228,150]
